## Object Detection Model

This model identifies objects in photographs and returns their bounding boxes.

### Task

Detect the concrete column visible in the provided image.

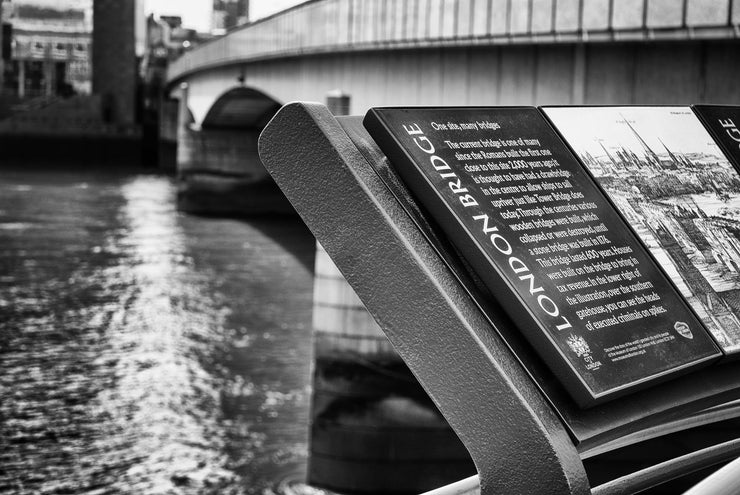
[175,83,190,171]
[157,97,180,171]
[311,242,395,357]
[93,0,137,125]
[326,88,351,115]
[176,125,292,215]
[176,83,189,130]
[44,61,54,96]
[17,59,24,98]
[306,92,475,493]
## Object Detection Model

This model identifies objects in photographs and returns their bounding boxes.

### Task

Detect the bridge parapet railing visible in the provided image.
[167,0,740,84]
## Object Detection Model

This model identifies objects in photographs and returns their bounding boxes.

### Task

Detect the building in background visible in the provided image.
[92,0,144,126]
[211,0,248,35]
[2,0,92,98]
[151,15,209,61]
[141,13,210,121]
[0,0,165,166]
[140,14,211,167]
[142,14,211,90]
[1,1,11,92]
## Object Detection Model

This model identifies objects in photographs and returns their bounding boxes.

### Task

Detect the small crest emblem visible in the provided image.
[566,334,591,358]
[674,321,693,339]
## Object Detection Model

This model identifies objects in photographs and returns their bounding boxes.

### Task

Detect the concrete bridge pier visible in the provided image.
[174,83,292,216]
[305,93,475,494]
[176,126,289,215]
[157,97,179,172]
[310,243,475,494]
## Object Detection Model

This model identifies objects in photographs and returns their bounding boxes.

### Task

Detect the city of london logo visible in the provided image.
[674,321,693,339]
[566,334,602,370]
[566,334,591,357]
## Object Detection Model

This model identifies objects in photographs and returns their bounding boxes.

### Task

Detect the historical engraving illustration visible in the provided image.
[545,106,740,352]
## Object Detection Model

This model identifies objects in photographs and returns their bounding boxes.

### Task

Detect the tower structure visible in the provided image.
[92,0,137,126]
[0,0,8,93]
[212,0,249,33]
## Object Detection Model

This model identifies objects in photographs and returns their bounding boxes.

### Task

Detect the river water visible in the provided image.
[0,170,319,494]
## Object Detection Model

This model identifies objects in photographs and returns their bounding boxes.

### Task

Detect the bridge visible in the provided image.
[164,0,740,213]
[168,0,740,123]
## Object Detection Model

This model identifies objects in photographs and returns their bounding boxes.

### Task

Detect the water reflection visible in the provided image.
[0,171,316,494]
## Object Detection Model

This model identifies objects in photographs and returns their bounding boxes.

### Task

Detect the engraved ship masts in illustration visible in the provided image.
[583,150,735,202]
[619,114,664,171]
[585,118,721,180]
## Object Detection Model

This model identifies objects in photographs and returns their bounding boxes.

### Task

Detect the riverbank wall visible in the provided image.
[0,95,144,167]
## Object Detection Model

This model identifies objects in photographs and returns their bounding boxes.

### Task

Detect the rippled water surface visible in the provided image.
[0,170,317,494]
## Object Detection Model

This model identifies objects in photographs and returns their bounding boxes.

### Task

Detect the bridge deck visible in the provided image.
[168,0,740,85]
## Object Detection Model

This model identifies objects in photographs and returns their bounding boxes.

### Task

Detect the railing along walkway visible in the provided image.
[168,0,740,84]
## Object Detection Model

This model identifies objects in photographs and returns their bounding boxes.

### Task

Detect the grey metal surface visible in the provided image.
[258,102,590,494]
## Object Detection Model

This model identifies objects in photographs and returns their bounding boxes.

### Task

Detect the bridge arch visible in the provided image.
[201,86,282,130]
[176,83,292,216]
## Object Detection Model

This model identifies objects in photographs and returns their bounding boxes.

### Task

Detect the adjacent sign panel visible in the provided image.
[544,106,740,355]
[364,107,720,407]
[693,105,740,170]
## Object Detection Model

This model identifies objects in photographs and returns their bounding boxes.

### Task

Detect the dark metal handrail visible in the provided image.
[592,439,740,495]
[426,446,740,495]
